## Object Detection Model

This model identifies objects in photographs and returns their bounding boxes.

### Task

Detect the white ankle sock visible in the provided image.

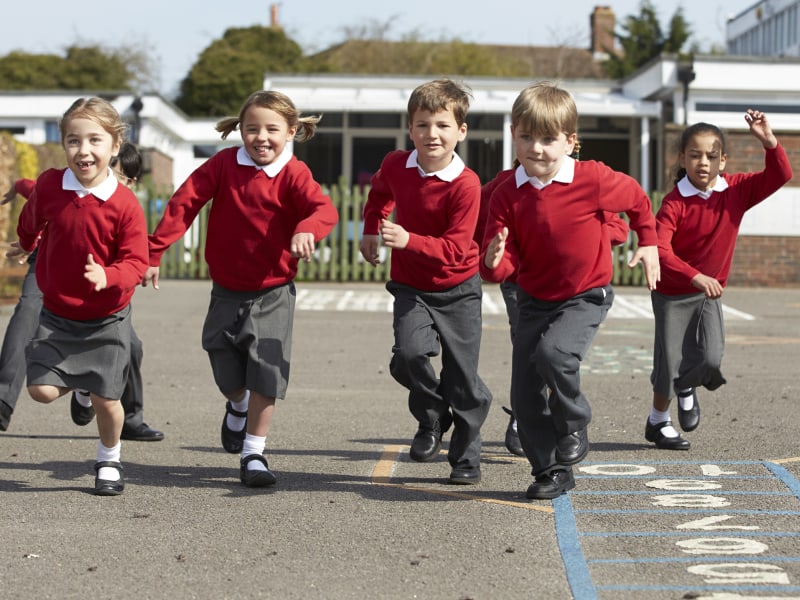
[649,408,670,425]
[227,390,250,431]
[96,441,121,481]
[678,389,695,410]
[75,390,92,408]
[242,434,267,471]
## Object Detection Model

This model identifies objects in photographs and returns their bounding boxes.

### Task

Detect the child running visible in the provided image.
[143,90,338,487]
[477,161,630,457]
[480,82,660,500]
[14,97,149,496]
[2,143,163,441]
[360,79,492,485]
[645,110,792,450]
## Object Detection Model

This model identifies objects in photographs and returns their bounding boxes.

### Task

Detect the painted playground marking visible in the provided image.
[296,288,756,321]
[371,449,800,598]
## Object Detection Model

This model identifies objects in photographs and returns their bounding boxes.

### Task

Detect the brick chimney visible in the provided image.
[591,6,616,58]
[270,3,280,29]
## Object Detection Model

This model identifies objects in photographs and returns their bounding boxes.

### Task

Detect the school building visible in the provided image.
[1,7,799,285]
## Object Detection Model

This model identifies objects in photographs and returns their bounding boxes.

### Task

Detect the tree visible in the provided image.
[175,26,308,117]
[0,44,157,92]
[602,0,692,78]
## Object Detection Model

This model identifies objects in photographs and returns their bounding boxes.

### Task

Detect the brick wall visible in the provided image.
[663,124,800,287]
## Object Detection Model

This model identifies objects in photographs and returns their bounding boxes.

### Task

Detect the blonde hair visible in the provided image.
[60,97,127,146]
[215,90,320,142]
[511,82,578,140]
[407,79,472,126]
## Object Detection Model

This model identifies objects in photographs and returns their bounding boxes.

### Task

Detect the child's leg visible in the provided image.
[93,394,124,449]
[645,390,690,449]
[92,394,125,495]
[239,391,277,486]
[27,384,70,404]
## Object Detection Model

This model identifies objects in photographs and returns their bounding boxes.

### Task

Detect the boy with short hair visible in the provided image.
[481,82,660,499]
[360,79,492,485]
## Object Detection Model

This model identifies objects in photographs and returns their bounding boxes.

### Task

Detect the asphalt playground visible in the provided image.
[2,280,800,599]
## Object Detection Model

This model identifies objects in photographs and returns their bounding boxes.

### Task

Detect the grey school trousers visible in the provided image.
[386,274,492,469]
[511,285,614,476]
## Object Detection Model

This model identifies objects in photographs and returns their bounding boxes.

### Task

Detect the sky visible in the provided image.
[2,0,757,98]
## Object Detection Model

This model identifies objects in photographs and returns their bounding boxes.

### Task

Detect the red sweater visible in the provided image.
[656,144,792,296]
[363,150,481,291]
[148,147,338,291]
[479,161,657,301]
[16,169,148,321]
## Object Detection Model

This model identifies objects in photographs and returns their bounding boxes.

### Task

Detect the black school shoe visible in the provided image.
[94,461,124,496]
[121,423,165,442]
[0,401,12,431]
[502,406,525,457]
[526,469,575,500]
[677,389,701,432]
[555,427,589,465]
[221,401,247,453]
[409,413,452,462]
[644,418,690,450]
[240,454,277,487]
[70,392,95,426]
[448,466,481,485]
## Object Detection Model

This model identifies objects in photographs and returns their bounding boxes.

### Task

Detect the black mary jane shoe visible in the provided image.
[221,401,247,454]
[677,389,701,432]
[71,392,95,426]
[555,427,589,465]
[94,461,125,496]
[644,419,691,450]
[240,454,277,487]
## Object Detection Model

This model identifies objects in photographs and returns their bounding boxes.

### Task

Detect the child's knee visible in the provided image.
[27,385,59,403]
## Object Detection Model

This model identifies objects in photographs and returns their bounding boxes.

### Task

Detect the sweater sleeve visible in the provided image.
[362,163,396,236]
[291,164,339,240]
[479,185,518,283]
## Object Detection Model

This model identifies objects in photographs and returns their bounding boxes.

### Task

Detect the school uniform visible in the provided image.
[651,144,792,398]
[480,158,657,476]
[148,146,338,399]
[364,149,492,471]
[16,168,149,399]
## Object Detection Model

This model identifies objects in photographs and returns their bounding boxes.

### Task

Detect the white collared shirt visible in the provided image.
[62,167,119,201]
[405,149,466,182]
[514,156,576,190]
[676,174,729,200]
[237,145,293,177]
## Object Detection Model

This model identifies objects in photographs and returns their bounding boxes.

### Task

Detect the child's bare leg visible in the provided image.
[27,384,70,404]
[92,394,124,449]
[91,394,125,495]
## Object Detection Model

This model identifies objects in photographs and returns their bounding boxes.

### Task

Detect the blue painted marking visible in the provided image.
[553,494,597,600]
[765,461,800,500]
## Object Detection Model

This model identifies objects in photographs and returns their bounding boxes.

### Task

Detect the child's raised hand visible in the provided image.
[359,234,381,266]
[483,227,508,270]
[84,254,108,291]
[628,244,660,291]
[691,273,724,299]
[5,241,30,264]
[744,109,777,149]
[290,232,315,262]
[379,219,409,250]
[141,265,160,290]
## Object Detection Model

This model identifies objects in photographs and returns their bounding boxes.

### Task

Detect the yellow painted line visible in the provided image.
[727,335,800,345]
[371,444,554,514]
[771,457,800,465]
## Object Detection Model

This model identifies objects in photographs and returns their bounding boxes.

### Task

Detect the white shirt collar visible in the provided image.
[405,149,465,182]
[62,167,118,201]
[237,145,293,177]
[515,156,576,189]
[676,174,729,200]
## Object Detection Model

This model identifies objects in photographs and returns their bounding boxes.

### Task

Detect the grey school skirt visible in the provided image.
[26,305,133,400]
[650,291,726,398]
[201,282,295,399]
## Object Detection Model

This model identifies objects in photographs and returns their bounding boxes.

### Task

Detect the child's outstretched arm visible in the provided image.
[691,273,724,299]
[628,245,660,291]
[745,109,778,149]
